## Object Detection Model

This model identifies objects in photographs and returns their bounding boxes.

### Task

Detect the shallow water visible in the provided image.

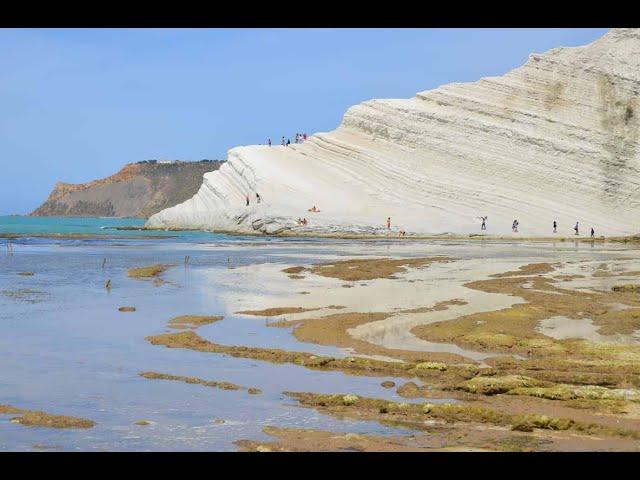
[2,221,640,451]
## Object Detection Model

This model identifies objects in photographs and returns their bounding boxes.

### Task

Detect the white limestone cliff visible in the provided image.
[147,29,640,236]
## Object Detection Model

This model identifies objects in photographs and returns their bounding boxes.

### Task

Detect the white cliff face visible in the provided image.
[147,29,640,236]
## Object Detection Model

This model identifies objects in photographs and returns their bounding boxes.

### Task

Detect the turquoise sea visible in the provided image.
[0,215,220,240]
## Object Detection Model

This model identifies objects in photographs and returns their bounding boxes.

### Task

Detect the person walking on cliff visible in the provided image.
[245,194,250,207]
[553,220,557,233]
[574,222,579,235]
[479,216,487,230]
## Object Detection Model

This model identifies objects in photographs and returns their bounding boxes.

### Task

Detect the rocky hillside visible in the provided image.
[147,29,640,236]
[32,160,223,218]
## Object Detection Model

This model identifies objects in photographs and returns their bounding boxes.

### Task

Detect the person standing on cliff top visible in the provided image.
[387,217,391,230]
[553,220,557,233]
[303,133,307,141]
[281,136,285,146]
[286,138,291,147]
[574,222,579,235]
[268,138,271,147]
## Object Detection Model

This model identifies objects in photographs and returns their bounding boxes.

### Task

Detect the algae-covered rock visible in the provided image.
[414,362,447,371]
[342,394,359,406]
[511,413,574,432]
[396,382,424,398]
[509,384,636,402]
[460,375,543,395]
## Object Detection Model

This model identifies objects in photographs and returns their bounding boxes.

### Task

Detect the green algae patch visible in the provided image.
[309,256,455,282]
[459,375,545,395]
[415,362,447,371]
[127,264,172,279]
[139,371,243,391]
[284,392,640,440]
[168,315,224,329]
[507,384,639,402]
[0,404,95,429]
[490,263,555,278]
[412,267,640,363]
[282,266,306,274]
[146,331,480,383]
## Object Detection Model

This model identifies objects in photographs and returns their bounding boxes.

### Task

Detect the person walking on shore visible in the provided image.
[387,217,391,230]
[553,220,557,233]
[574,222,579,235]
[479,216,487,230]
[591,227,595,238]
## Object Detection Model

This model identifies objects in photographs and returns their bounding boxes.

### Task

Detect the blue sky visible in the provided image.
[0,28,608,214]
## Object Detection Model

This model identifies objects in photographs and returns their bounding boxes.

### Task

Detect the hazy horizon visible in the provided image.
[0,28,608,214]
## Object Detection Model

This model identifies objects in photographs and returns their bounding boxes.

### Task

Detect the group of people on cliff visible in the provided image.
[266,133,308,148]
[498,217,595,237]
[242,194,596,238]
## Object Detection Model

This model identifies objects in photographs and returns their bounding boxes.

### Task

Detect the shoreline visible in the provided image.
[3,227,638,243]
[118,226,640,244]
